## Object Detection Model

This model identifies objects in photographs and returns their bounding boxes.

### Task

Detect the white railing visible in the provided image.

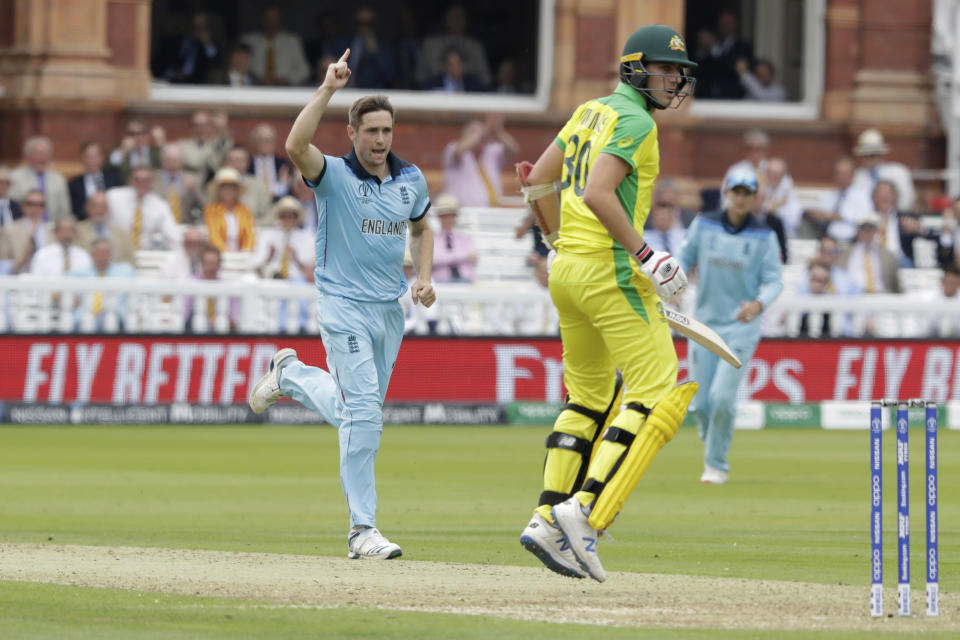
[0,275,956,338]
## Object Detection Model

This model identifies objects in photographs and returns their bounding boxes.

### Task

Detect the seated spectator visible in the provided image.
[424,48,484,92]
[106,167,181,250]
[108,120,164,182]
[160,11,221,84]
[852,128,915,212]
[494,59,527,94]
[68,142,123,219]
[0,189,50,274]
[203,167,256,252]
[736,58,786,101]
[722,129,769,209]
[249,124,292,201]
[9,136,71,222]
[76,192,133,264]
[0,166,22,231]
[645,179,697,229]
[30,217,92,276]
[223,146,271,225]
[801,156,873,241]
[186,244,239,333]
[160,226,208,280]
[153,143,206,225]
[68,237,136,331]
[242,5,310,86]
[395,8,421,89]
[762,157,803,238]
[871,180,909,266]
[442,113,518,207]
[178,109,232,179]
[797,260,851,337]
[872,179,955,269]
[416,4,491,89]
[706,10,754,99]
[431,193,476,283]
[690,27,720,98]
[808,236,860,295]
[326,6,396,89]
[208,43,258,86]
[839,211,901,293]
[644,200,687,256]
[254,196,314,280]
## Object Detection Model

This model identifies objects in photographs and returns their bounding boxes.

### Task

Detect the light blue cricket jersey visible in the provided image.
[678,210,783,329]
[307,149,430,302]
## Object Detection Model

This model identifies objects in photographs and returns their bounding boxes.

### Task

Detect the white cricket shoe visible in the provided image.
[551,497,606,582]
[700,466,729,485]
[347,527,402,560]
[520,512,586,579]
[248,348,298,414]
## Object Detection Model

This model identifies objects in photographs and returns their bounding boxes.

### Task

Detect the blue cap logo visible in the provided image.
[725,169,759,193]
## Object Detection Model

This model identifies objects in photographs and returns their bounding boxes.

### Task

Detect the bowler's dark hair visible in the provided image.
[349,95,396,130]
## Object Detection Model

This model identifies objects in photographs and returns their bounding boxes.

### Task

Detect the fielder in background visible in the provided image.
[517,25,699,582]
[248,49,436,560]
[678,169,783,485]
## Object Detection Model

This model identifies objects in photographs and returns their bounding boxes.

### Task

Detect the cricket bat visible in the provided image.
[664,308,742,369]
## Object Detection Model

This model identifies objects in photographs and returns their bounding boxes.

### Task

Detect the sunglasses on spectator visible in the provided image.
[279,211,298,218]
[24,199,46,207]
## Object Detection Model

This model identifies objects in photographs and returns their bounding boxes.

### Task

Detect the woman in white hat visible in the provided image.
[254,195,314,280]
[203,166,256,251]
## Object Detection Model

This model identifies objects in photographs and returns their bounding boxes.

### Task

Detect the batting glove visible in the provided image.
[634,245,687,299]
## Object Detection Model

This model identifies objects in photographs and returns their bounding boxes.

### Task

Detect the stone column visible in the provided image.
[0,0,151,167]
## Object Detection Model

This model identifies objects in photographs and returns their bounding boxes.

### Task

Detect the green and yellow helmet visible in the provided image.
[619,25,697,110]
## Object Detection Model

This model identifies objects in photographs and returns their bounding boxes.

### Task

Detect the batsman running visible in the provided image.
[518,25,699,582]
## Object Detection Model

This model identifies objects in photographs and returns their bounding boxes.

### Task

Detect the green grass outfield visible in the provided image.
[0,424,957,638]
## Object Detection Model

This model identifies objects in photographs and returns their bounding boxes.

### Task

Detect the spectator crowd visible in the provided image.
[152,4,533,95]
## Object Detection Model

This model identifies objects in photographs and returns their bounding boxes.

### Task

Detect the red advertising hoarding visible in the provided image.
[3,336,960,405]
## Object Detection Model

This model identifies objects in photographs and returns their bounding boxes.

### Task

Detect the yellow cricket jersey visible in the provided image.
[554,82,659,254]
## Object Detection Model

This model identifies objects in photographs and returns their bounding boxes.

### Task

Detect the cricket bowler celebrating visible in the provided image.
[517,25,699,582]
[248,49,436,559]
[678,169,783,485]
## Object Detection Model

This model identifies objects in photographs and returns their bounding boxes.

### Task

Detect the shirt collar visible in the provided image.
[344,148,403,183]
[613,82,650,111]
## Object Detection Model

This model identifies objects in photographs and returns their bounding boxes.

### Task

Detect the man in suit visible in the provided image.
[76,191,134,264]
[242,5,310,86]
[153,143,206,225]
[424,48,485,92]
[30,216,93,276]
[839,211,901,294]
[0,189,51,274]
[108,120,164,182]
[178,110,232,180]
[106,167,181,250]
[0,166,22,230]
[9,136,71,222]
[248,123,292,201]
[68,142,124,220]
[207,43,259,86]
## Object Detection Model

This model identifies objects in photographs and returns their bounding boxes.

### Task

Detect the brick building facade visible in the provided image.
[0,0,946,205]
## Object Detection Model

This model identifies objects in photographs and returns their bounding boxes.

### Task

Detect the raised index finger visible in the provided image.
[339,49,351,63]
